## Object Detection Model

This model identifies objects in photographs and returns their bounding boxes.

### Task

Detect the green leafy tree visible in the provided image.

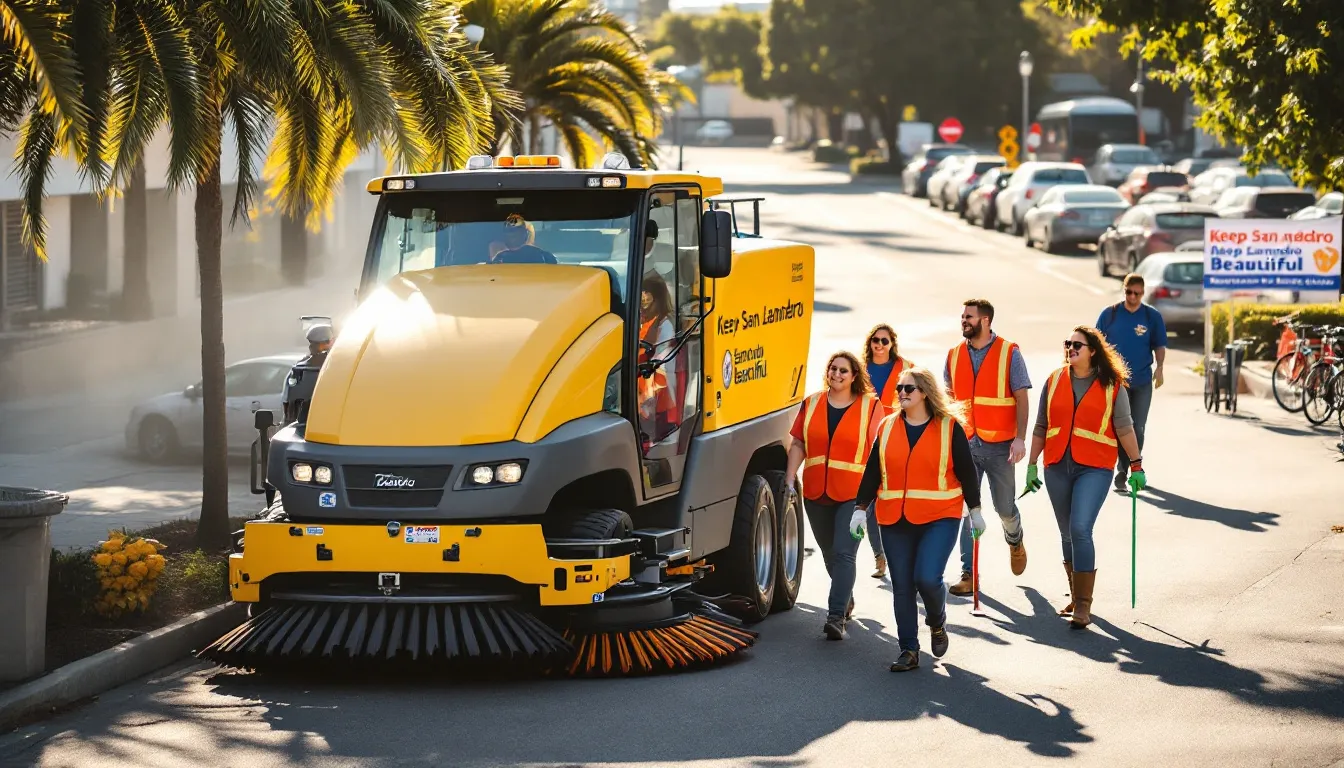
[760,0,853,140]
[650,11,702,66]
[1047,0,1343,189]
[462,0,688,169]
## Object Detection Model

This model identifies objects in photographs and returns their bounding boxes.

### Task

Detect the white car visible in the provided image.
[924,155,972,208]
[1088,143,1162,187]
[994,161,1093,234]
[125,354,301,462]
[695,120,734,145]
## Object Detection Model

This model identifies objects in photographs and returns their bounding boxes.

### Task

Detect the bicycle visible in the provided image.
[1205,338,1256,414]
[1271,316,1325,412]
[1300,326,1344,426]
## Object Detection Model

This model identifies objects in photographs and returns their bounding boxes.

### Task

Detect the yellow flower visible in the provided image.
[111,552,127,566]
[93,553,113,567]
[100,539,122,553]
[128,561,149,578]
[145,538,164,551]
[108,563,123,576]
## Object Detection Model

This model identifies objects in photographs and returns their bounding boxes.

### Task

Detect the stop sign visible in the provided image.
[938,117,963,143]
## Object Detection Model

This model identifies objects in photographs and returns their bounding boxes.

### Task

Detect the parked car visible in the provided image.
[1187,166,1295,205]
[1117,166,1190,204]
[1088,143,1162,186]
[901,143,975,197]
[1137,187,1190,204]
[1171,154,1240,178]
[965,168,1013,229]
[1131,252,1206,336]
[925,154,973,207]
[994,161,1092,234]
[695,119,734,145]
[939,155,1007,213]
[1288,191,1343,220]
[1214,186,1318,219]
[125,354,302,462]
[1022,184,1129,253]
[1097,203,1219,277]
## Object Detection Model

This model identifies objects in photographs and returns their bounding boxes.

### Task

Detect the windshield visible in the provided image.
[1070,115,1139,158]
[1063,189,1124,204]
[1113,148,1159,164]
[1236,170,1292,187]
[1156,212,1217,229]
[369,190,641,298]
[1163,262,1203,284]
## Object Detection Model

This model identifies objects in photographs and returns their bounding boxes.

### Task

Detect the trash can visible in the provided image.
[0,487,68,682]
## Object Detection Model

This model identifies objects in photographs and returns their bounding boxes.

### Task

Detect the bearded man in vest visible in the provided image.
[944,298,1030,594]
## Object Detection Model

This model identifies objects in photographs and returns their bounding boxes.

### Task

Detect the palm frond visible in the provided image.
[15,107,57,260]
[0,0,88,129]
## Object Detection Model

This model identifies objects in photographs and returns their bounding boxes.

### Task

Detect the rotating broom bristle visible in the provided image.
[559,610,758,677]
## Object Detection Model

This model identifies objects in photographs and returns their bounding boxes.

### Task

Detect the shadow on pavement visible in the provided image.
[162,601,1094,763]
[979,588,1344,720]
[1138,484,1281,533]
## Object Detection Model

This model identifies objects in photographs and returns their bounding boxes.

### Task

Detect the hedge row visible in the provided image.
[1209,301,1344,359]
[850,158,901,176]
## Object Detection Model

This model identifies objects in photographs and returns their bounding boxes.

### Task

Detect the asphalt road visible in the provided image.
[3,147,1343,767]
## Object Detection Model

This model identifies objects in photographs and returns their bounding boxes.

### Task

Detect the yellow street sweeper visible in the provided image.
[199,152,815,677]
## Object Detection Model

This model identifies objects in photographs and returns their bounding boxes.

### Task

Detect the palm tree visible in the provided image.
[461,0,690,169]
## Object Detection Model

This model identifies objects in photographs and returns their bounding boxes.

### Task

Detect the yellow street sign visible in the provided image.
[999,137,1020,169]
[998,125,1018,142]
[902,105,918,122]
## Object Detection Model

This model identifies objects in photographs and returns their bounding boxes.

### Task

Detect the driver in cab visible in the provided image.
[488,213,558,264]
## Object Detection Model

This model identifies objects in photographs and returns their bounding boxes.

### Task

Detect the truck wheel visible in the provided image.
[763,470,803,613]
[710,474,777,623]
[556,508,633,540]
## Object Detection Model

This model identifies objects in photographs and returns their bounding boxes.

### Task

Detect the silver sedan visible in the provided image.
[1023,185,1130,253]
[125,354,301,462]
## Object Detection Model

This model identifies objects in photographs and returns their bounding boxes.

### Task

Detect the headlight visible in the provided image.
[471,466,495,485]
[292,463,313,483]
[496,462,523,484]
[314,466,332,485]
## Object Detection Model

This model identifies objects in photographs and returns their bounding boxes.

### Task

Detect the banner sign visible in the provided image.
[1203,218,1342,291]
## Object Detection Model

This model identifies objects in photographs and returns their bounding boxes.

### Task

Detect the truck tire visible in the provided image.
[556,508,633,540]
[763,470,803,613]
[707,474,777,623]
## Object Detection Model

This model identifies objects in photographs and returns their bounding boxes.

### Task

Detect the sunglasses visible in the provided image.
[871,337,891,346]
[1125,289,1143,297]
[1063,340,1087,351]
[894,384,919,394]
[828,365,852,375]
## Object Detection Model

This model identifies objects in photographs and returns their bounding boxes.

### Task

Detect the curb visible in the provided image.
[0,602,244,732]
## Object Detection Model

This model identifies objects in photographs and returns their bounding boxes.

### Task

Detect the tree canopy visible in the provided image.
[1047,0,1344,190]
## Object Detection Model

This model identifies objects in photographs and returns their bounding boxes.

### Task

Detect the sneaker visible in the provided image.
[930,625,949,657]
[1113,473,1128,493]
[846,596,855,621]
[824,616,845,640]
[949,571,974,596]
[890,650,920,671]
[1009,540,1027,576]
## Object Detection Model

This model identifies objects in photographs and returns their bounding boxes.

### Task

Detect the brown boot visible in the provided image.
[949,571,974,596]
[1058,561,1074,616]
[1070,570,1096,628]
[872,554,886,579]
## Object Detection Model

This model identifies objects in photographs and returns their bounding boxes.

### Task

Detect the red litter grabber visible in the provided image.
[971,528,986,617]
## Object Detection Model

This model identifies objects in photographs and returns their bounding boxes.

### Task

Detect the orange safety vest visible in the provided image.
[947,337,1019,442]
[873,413,964,525]
[1042,366,1120,470]
[800,391,881,503]
[638,318,678,419]
[874,356,911,408]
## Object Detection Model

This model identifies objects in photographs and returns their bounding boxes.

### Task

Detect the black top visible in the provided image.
[826,401,850,438]
[855,415,981,511]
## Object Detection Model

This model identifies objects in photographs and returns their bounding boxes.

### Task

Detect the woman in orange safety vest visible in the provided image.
[854,366,984,672]
[862,323,913,579]
[1023,326,1146,630]
[637,273,680,447]
[784,351,886,641]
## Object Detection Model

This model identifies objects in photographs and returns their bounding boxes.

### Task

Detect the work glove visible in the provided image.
[967,506,986,539]
[1024,463,1042,494]
[1128,470,1147,494]
[849,507,866,541]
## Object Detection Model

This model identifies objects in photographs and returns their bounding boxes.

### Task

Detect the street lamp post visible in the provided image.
[1018,51,1033,159]
[1131,48,1146,145]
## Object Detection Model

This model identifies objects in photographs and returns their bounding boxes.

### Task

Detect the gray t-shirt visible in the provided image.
[943,333,1032,448]
[1032,368,1134,443]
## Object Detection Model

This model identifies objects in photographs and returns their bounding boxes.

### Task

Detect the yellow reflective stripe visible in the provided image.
[877,414,896,497]
[803,456,825,468]
[1046,427,1061,438]
[854,393,875,464]
[827,459,867,473]
[997,340,1012,397]
[877,489,903,500]
[948,346,960,396]
[802,392,823,451]
[937,417,951,491]
[906,489,964,500]
[973,396,1015,406]
[1073,428,1118,446]
[1099,382,1116,436]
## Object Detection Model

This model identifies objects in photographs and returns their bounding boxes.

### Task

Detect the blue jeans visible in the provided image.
[879,517,960,652]
[958,440,1025,574]
[1044,457,1111,571]
[1116,383,1152,479]
[804,498,860,620]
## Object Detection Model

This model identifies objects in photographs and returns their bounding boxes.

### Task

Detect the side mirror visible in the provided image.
[699,210,733,279]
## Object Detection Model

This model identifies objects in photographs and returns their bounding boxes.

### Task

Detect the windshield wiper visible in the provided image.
[639,299,712,379]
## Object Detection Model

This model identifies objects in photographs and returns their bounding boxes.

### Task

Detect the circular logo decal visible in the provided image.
[722,350,733,390]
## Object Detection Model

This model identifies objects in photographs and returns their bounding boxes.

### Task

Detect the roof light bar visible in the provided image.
[600,152,631,170]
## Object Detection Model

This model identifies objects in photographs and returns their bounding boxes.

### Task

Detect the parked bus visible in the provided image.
[1033,97,1139,167]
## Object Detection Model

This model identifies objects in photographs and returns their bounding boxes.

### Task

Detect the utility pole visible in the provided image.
[1132,45,1146,145]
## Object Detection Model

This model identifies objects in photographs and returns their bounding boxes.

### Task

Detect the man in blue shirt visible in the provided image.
[1096,273,1167,492]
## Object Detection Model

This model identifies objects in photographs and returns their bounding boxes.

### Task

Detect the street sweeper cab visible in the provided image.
[204,153,816,677]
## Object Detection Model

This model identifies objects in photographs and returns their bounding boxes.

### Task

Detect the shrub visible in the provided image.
[812,140,849,164]
[1209,301,1344,359]
[155,549,229,612]
[47,548,101,628]
[91,530,167,618]
[850,158,901,176]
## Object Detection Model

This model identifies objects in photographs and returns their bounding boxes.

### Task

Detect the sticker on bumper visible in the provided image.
[305,526,324,536]
[318,492,336,508]
[404,525,440,544]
